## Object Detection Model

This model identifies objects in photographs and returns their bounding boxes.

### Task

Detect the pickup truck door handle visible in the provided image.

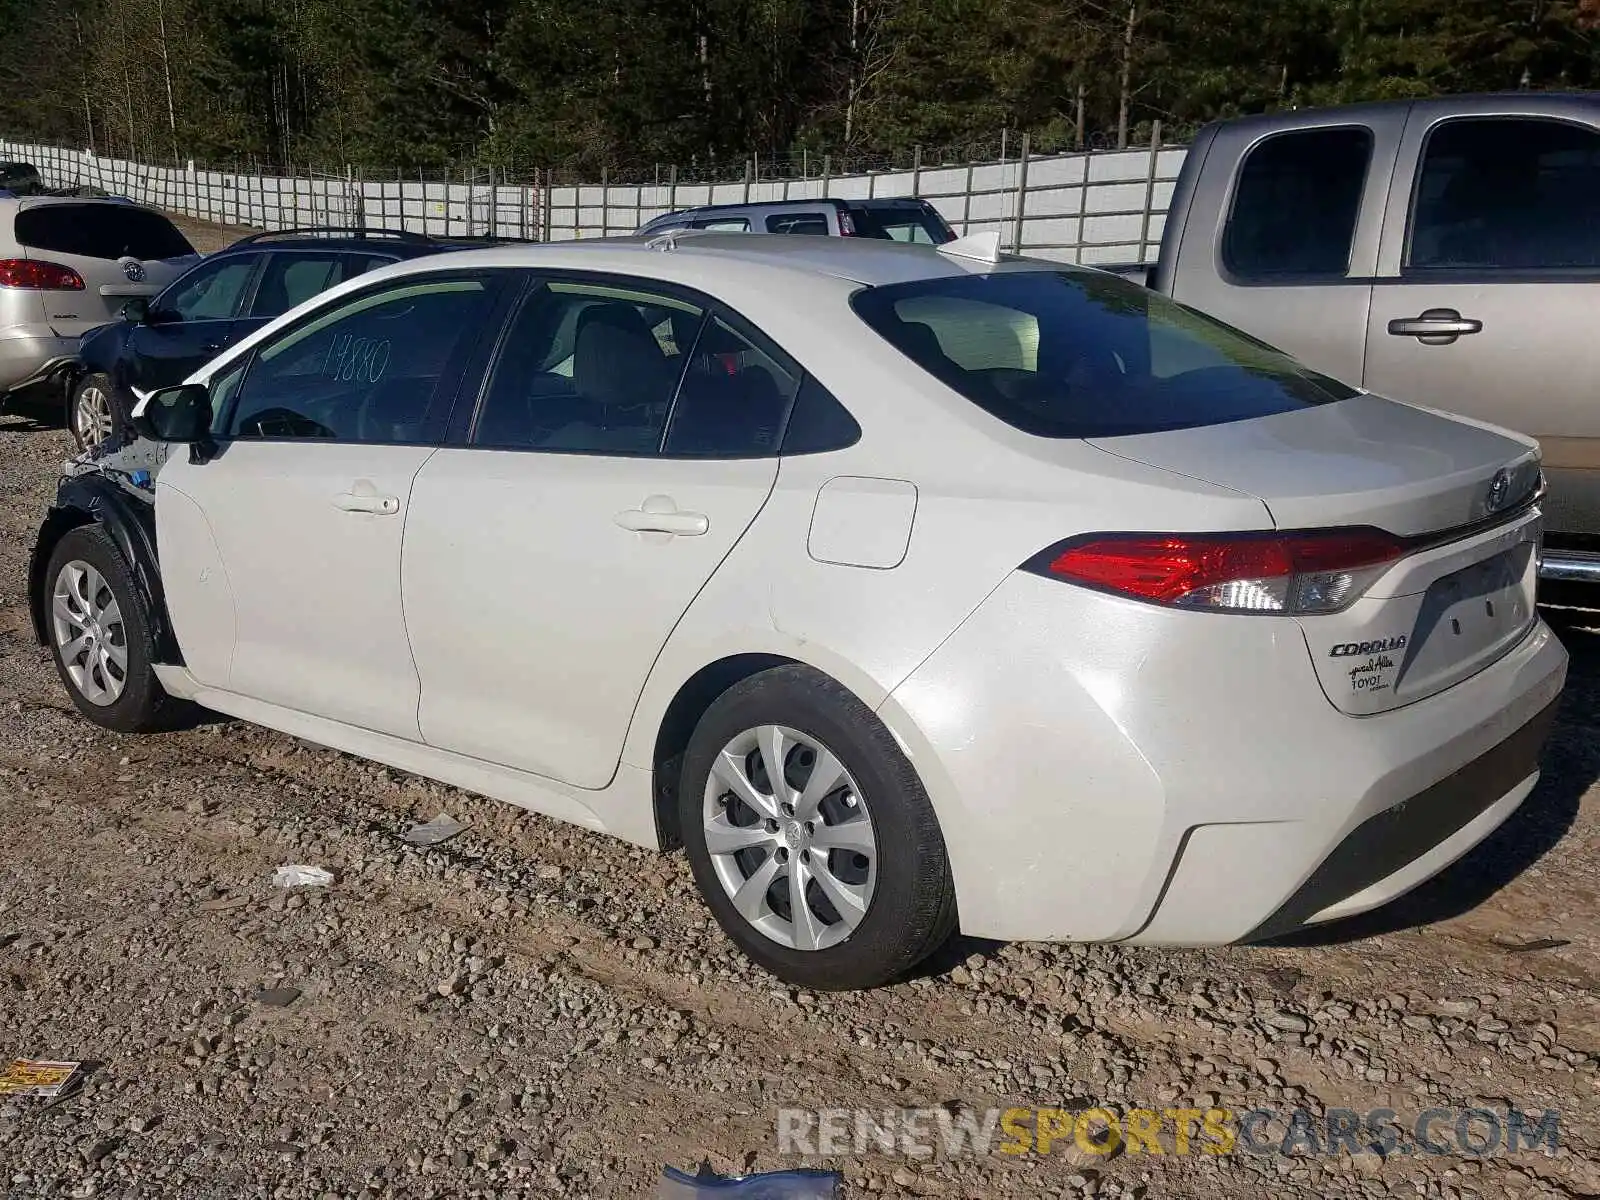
[615,495,709,536]
[1387,309,1484,344]
[333,482,400,515]
[201,342,222,353]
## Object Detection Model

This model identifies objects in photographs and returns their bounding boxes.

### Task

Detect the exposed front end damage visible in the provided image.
[28,430,183,664]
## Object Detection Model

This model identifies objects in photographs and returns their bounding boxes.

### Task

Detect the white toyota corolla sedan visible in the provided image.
[30,231,1567,989]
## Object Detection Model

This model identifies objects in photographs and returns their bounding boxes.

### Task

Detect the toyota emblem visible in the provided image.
[1485,468,1512,514]
[122,260,145,283]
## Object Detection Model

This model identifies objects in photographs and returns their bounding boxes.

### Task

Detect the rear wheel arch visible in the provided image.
[651,653,800,849]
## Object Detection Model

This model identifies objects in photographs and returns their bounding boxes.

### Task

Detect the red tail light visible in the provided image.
[0,258,86,290]
[1028,529,1409,615]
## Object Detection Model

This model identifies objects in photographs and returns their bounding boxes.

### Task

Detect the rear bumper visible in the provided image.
[0,327,78,395]
[880,571,1568,945]
[1240,697,1557,941]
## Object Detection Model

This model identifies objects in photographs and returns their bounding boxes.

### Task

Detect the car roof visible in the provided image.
[362,231,1055,290]
[657,196,935,219]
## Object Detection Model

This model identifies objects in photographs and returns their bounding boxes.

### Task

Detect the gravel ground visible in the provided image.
[0,216,1597,1199]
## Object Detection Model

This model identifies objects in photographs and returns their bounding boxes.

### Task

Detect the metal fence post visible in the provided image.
[962,159,975,235]
[1075,151,1090,264]
[821,154,831,198]
[742,159,751,204]
[542,169,554,242]
[600,165,610,237]
[1012,132,1031,254]
[1137,120,1163,264]
[912,144,923,197]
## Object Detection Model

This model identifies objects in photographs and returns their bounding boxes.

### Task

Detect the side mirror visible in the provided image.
[118,297,150,323]
[132,383,213,444]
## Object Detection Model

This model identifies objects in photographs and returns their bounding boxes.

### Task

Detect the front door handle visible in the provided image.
[333,481,400,515]
[201,342,222,353]
[1387,308,1483,345]
[615,495,709,536]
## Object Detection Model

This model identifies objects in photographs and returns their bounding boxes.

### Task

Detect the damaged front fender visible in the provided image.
[28,472,183,666]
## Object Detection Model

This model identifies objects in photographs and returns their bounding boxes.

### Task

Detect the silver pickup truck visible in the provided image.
[1135,92,1600,584]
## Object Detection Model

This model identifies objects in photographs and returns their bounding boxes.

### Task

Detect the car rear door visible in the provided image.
[1164,113,1404,386]
[402,271,790,789]
[12,201,199,337]
[1362,98,1600,539]
[123,253,263,397]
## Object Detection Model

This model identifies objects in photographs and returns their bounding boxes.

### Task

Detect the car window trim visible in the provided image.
[1401,113,1600,278]
[451,267,811,461]
[210,267,514,449]
[1218,123,1376,286]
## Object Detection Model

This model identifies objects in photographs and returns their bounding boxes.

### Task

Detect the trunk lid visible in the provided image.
[1090,395,1543,715]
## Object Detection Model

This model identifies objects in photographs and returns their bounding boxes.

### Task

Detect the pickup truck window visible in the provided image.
[853,270,1354,439]
[1222,127,1372,280]
[1409,117,1600,272]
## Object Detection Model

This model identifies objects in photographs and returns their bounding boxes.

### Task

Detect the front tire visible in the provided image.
[69,372,122,451]
[679,665,956,990]
[45,525,182,732]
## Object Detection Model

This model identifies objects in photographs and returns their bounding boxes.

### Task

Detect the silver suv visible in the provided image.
[0,197,199,404]
[637,197,956,243]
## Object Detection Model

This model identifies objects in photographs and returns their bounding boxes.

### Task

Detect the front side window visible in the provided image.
[1222,127,1372,279]
[853,269,1354,440]
[1409,117,1600,271]
[474,280,704,454]
[160,256,258,322]
[766,213,830,235]
[223,276,495,443]
[852,205,955,244]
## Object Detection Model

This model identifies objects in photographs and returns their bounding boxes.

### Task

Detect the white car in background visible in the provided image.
[28,231,1567,989]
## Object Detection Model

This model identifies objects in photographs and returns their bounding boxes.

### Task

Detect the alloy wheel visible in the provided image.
[51,560,128,706]
[701,724,878,951]
[75,384,115,447]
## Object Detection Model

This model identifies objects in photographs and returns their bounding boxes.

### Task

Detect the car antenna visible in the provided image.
[937,230,1004,264]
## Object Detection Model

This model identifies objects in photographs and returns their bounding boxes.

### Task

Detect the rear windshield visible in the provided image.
[851,204,955,245]
[851,270,1355,438]
[14,203,194,261]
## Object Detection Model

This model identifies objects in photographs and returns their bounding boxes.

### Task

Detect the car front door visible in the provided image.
[124,253,262,397]
[1363,102,1600,538]
[402,273,793,788]
[154,269,510,739]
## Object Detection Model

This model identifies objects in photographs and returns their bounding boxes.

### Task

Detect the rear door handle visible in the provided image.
[615,495,709,536]
[333,482,400,515]
[201,342,222,353]
[1387,308,1483,344]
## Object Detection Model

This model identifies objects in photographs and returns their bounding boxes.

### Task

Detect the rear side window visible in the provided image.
[692,217,750,231]
[14,204,195,261]
[766,213,830,235]
[251,252,392,318]
[1409,117,1600,271]
[852,270,1354,440]
[1223,127,1371,279]
[663,317,800,457]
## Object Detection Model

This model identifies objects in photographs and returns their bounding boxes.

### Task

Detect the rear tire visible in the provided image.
[45,525,184,733]
[68,372,122,451]
[679,664,956,990]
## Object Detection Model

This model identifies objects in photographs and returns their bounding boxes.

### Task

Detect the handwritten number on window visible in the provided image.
[322,332,392,385]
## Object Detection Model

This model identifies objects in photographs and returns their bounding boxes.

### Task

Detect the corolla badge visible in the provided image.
[1485,468,1513,514]
[122,260,145,283]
